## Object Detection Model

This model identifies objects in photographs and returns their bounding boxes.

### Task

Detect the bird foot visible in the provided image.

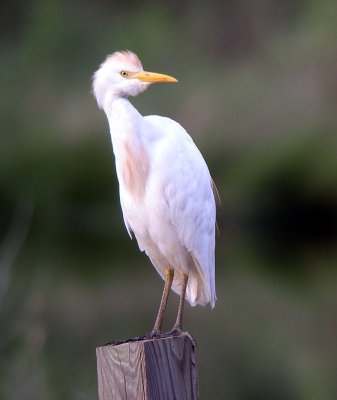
[158,328,182,337]
[104,331,160,346]
[104,338,132,346]
[104,330,197,347]
[159,329,198,347]
[149,329,198,347]
[132,332,161,342]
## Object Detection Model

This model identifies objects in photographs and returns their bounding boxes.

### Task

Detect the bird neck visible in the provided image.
[106,97,141,138]
[106,98,150,199]
[105,97,145,157]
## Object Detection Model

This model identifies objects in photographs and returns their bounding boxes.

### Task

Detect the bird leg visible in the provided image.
[171,273,188,333]
[104,272,193,346]
[152,267,174,335]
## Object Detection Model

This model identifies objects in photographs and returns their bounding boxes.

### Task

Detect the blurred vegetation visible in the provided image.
[1,0,336,399]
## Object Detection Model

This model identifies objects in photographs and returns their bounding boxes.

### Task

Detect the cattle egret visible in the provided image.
[92,51,216,339]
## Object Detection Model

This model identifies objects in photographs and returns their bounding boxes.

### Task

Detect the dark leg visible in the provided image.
[152,268,174,334]
[172,273,188,332]
[104,272,193,347]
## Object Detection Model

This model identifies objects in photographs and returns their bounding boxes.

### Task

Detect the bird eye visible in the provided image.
[120,71,128,77]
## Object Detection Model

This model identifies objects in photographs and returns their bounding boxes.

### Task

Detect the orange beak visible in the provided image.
[130,71,178,83]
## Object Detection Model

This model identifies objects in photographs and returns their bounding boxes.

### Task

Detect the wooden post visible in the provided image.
[96,334,198,400]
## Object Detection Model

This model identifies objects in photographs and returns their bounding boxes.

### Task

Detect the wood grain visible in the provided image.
[96,334,198,400]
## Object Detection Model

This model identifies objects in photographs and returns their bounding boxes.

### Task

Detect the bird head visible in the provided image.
[92,50,178,109]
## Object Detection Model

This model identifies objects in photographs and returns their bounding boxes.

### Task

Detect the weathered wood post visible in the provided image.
[96,333,198,399]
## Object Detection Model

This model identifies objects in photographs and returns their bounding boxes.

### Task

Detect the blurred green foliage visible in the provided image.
[0,1,336,399]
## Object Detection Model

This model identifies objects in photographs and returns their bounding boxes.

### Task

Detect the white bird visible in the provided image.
[92,51,216,338]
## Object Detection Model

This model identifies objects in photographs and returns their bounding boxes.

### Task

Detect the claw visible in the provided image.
[133,332,159,341]
[103,330,197,347]
[104,331,159,346]
[104,338,132,346]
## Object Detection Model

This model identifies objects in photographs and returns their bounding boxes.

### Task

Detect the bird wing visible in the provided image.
[146,116,217,307]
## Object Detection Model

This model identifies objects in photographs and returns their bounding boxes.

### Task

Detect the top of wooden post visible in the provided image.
[96,333,198,400]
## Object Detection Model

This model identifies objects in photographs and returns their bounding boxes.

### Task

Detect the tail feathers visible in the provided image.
[171,267,209,307]
[151,254,216,308]
[186,271,206,306]
[185,254,216,308]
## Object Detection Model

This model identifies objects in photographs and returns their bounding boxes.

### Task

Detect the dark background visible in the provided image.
[1,1,336,399]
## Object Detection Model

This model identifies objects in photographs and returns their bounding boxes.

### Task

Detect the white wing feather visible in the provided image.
[145,116,217,307]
